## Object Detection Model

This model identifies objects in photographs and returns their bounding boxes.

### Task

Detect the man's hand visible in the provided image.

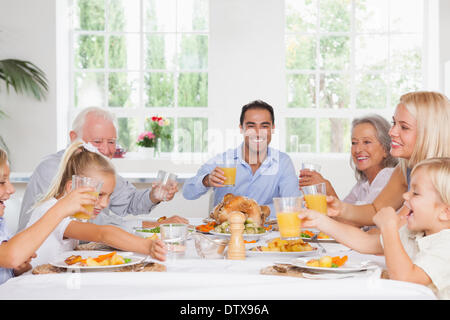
[150,181,179,203]
[202,167,226,188]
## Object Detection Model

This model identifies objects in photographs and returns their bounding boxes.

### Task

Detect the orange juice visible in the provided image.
[304,194,327,214]
[276,211,302,239]
[73,191,99,220]
[220,167,237,186]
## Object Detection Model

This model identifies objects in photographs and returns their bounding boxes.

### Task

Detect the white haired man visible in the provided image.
[18,107,186,231]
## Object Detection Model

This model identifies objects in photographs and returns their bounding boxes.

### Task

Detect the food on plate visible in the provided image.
[64,251,131,267]
[301,230,330,239]
[64,255,83,265]
[196,221,217,233]
[157,216,167,223]
[142,216,167,228]
[306,255,348,268]
[251,237,314,252]
[214,218,266,235]
[318,232,330,239]
[136,226,160,233]
[210,193,270,226]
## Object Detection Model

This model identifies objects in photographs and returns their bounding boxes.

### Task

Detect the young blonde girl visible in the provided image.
[26,141,167,267]
[299,157,450,299]
[1,148,99,284]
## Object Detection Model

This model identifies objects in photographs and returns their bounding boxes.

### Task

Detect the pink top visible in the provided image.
[343,167,395,205]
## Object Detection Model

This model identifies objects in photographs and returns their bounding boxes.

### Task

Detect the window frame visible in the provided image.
[68,0,209,157]
[283,0,428,157]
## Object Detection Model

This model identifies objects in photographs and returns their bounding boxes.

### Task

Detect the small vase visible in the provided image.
[138,147,155,158]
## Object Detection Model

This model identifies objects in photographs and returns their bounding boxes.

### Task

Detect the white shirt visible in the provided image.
[381,226,450,300]
[26,198,78,267]
[343,167,395,205]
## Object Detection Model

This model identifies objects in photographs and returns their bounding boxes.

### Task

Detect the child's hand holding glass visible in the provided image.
[55,186,99,220]
[146,238,167,261]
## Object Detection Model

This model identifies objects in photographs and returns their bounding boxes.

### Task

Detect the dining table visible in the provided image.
[0,218,437,301]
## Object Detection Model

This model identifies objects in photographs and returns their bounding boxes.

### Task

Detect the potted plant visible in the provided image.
[0,59,48,152]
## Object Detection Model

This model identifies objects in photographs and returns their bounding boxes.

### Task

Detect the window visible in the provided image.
[285,0,424,154]
[71,0,209,153]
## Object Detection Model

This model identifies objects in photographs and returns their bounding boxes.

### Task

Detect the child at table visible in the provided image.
[299,157,450,299]
[26,140,167,267]
[1,147,100,284]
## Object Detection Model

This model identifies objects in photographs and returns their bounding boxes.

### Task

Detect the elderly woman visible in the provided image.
[299,114,398,206]
[326,91,450,227]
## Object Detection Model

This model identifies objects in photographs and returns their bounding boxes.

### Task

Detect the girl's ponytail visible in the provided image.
[34,140,115,207]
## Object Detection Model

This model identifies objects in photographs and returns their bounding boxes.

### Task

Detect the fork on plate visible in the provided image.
[310,233,326,254]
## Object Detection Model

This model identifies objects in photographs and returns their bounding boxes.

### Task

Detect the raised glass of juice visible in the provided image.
[301,182,327,214]
[273,197,304,240]
[218,165,237,186]
[71,175,103,221]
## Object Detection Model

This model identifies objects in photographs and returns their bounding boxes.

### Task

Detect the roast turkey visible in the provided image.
[210,193,270,226]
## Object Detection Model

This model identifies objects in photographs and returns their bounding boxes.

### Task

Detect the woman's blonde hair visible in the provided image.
[35,140,116,207]
[398,92,450,174]
[411,157,450,205]
[0,148,8,176]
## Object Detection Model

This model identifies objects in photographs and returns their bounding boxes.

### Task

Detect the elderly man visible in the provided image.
[18,107,187,232]
[182,100,301,218]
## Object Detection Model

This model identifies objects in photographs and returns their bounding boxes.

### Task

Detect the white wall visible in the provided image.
[440,0,450,95]
[0,0,58,172]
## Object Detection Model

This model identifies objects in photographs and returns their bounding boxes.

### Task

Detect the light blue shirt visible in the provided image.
[182,145,301,218]
[0,217,14,285]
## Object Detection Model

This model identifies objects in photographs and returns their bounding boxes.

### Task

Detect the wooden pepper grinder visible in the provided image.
[227,211,246,260]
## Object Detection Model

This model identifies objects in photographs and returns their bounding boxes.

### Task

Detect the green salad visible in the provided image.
[135,226,160,233]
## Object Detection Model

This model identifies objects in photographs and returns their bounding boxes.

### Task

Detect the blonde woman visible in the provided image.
[326,91,450,226]
[26,141,167,267]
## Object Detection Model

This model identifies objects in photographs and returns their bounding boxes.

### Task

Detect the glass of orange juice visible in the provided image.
[301,182,327,214]
[273,197,304,240]
[218,165,237,186]
[71,175,103,221]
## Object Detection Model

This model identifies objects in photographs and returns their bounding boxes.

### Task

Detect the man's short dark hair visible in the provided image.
[239,100,275,126]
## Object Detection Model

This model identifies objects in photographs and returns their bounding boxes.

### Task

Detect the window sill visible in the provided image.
[10,171,196,184]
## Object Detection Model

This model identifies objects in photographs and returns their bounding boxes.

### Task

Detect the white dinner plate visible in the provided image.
[246,245,322,257]
[50,250,146,269]
[291,257,378,273]
[209,230,269,241]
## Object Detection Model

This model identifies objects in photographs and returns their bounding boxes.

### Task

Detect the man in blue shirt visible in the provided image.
[182,100,301,218]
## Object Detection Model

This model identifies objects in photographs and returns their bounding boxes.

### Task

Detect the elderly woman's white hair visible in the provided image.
[350,113,398,182]
[71,106,118,136]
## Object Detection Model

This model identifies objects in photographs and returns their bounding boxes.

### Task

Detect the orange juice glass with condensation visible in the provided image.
[302,182,327,214]
[273,197,303,240]
[219,166,237,186]
[71,175,103,221]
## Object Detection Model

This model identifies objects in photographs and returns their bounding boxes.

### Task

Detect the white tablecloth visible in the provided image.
[0,218,437,300]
